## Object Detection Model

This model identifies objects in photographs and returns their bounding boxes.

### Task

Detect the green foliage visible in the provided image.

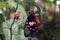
[0,14,5,26]
[42,0,54,5]
[0,0,7,2]
[0,2,11,9]
[0,2,13,13]
[0,14,5,35]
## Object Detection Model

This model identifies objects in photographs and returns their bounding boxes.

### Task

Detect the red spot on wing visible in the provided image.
[35,16,40,23]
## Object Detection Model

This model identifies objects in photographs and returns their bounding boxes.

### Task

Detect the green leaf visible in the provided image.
[0,2,11,9]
